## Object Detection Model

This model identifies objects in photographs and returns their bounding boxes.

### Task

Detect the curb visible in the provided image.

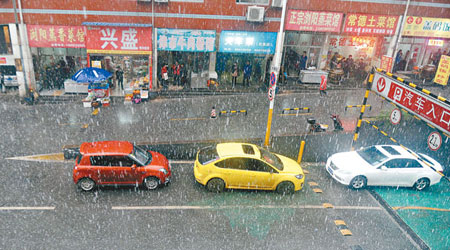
[368,189,430,250]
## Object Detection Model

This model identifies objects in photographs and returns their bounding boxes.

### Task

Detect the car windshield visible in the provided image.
[357,146,388,166]
[131,146,152,165]
[258,146,283,171]
[198,146,219,165]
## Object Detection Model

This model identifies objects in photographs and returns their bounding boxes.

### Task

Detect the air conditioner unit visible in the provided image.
[137,0,152,2]
[247,6,265,22]
[154,0,168,2]
[272,0,283,8]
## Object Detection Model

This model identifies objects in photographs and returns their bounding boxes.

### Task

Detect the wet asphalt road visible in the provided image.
[0,91,420,249]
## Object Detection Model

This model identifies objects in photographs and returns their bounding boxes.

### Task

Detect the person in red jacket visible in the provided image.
[320,75,327,96]
[172,61,181,86]
[161,63,169,90]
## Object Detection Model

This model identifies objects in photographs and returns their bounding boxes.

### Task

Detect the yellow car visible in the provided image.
[194,143,305,194]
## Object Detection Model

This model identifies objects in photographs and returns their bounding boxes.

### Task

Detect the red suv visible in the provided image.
[73,141,171,191]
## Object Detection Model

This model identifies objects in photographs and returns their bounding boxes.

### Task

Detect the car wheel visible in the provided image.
[77,178,96,191]
[349,176,367,190]
[143,176,160,190]
[276,181,295,195]
[206,178,225,193]
[413,178,430,191]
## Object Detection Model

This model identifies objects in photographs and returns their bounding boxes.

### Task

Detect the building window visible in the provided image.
[236,0,270,5]
[0,25,13,55]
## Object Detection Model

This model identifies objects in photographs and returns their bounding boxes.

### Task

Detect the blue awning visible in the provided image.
[82,22,152,27]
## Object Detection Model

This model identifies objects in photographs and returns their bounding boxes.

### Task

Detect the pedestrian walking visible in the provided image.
[320,75,327,96]
[231,62,238,89]
[161,64,169,90]
[243,60,252,87]
[180,63,187,88]
[115,66,124,90]
[0,71,5,93]
[172,61,181,86]
[299,51,308,71]
[394,50,403,73]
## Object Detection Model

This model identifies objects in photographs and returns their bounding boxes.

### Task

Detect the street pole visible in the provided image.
[391,0,410,72]
[12,0,29,98]
[264,0,287,147]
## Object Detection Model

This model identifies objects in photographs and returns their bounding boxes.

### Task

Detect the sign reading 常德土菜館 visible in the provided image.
[27,25,86,48]
[343,14,399,36]
[372,72,450,135]
[86,26,152,55]
[402,16,450,39]
[285,10,343,33]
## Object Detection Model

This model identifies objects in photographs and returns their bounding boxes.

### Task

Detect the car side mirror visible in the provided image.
[131,164,137,169]
[380,166,387,171]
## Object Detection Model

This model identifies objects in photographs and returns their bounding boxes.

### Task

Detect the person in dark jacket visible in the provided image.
[299,51,308,71]
[115,66,124,90]
[231,62,238,89]
[243,60,252,87]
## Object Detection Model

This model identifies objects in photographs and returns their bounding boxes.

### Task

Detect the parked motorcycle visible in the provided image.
[307,118,328,132]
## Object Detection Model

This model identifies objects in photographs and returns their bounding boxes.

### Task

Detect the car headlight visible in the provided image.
[295,174,304,180]
[159,168,168,175]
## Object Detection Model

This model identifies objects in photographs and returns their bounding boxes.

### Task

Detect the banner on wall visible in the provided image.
[27,25,86,48]
[343,14,399,36]
[372,72,450,134]
[86,26,152,54]
[285,10,343,33]
[157,29,216,52]
[403,16,450,39]
[219,31,277,54]
[434,55,450,86]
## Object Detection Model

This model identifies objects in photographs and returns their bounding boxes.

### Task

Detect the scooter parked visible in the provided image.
[307,118,328,132]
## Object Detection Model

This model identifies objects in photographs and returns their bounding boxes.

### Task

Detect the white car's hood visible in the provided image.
[330,151,374,172]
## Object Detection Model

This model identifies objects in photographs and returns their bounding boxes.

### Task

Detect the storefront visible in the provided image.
[156,28,216,89]
[340,13,399,69]
[217,30,277,88]
[391,16,450,72]
[85,22,152,95]
[27,25,87,91]
[283,10,344,76]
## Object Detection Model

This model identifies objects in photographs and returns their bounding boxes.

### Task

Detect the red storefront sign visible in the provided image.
[0,57,6,64]
[372,72,450,135]
[27,25,86,48]
[86,26,152,54]
[285,10,343,33]
[344,14,398,36]
[380,56,393,73]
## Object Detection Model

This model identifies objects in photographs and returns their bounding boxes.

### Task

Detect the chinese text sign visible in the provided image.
[285,10,343,33]
[380,56,393,73]
[28,25,86,48]
[434,55,450,86]
[402,16,450,39]
[219,31,277,54]
[86,26,152,54]
[157,29,216,52]
[344,14,398,36]
[372,72,450,134]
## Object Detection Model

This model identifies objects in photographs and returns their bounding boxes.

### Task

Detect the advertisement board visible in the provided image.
[285,10,343,33]
[434,55,450,86]
[343,14,398,36]
[380,56,393,73]
[86,26,152,54]
[372,72,450,135]
[402,16,450,39]
[219,31,277,54]
[28,25,86,48]
[157,29,216,52]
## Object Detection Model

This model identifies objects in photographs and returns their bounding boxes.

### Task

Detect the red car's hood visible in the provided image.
[149,151,169,168]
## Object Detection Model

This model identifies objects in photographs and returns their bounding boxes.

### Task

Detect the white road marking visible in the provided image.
[0,206,55,211]
[112,205,382,210]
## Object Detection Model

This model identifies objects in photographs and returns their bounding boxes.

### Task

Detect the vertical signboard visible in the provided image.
[380,56,393,73]
[434,55,450,86]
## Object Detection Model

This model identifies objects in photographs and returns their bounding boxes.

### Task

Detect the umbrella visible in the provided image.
[71,67,112,83]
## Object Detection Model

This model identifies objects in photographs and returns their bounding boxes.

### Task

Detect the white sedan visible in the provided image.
[326,145,443,191]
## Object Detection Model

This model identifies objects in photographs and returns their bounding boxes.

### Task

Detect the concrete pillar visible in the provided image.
[319,34,330,70]
[387,15,403,59]
[20,24,35,91]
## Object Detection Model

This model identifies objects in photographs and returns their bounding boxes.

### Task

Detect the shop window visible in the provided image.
[0,25,13,55]
[236,0,269,4]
